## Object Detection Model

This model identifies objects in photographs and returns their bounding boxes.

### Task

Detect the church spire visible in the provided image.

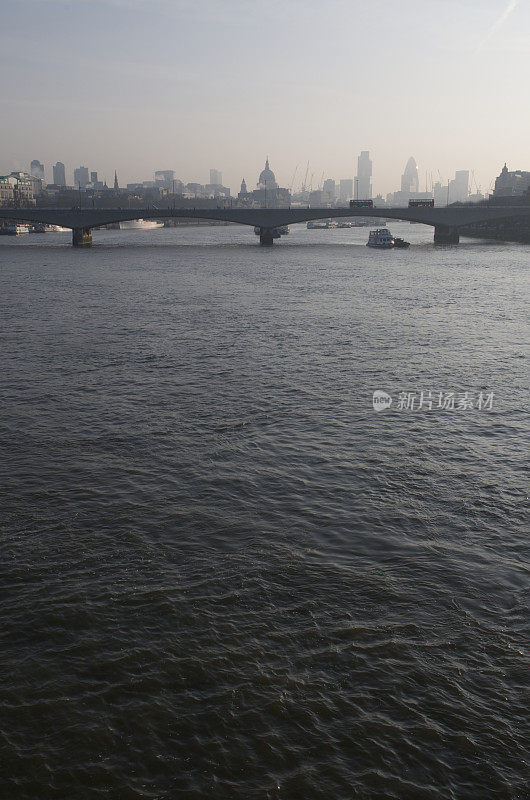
[114,170,119,190]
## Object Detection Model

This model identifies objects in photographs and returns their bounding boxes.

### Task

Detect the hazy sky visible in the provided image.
[2,0,529,195]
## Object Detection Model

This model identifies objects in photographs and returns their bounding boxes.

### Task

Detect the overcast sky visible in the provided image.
[2,0,528,194]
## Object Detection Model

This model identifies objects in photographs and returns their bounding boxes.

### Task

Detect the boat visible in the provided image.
[45,224,70,233]
[367,228,394,248]
[393,237,410,248]
[0,223,30,235]
[307,219,336,229]
[119,219,164,230]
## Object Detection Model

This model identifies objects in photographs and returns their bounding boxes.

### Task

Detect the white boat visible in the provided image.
[0,223,30,235]
[120,219,164,230]
[46,224,70,233]
[367,228,394,248]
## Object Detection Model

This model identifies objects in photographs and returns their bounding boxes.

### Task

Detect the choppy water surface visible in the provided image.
[1,224,528,799]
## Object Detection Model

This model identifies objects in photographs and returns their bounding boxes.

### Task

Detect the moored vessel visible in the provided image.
[0,223,30,235]
[120,219,164,230]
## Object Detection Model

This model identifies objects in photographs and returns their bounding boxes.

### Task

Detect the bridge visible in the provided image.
[1,204,529,246]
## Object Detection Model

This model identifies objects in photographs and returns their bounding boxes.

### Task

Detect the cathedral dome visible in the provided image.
[258,158,277,189]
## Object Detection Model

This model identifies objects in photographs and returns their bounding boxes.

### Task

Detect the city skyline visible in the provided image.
[2,0,528,196]
[2,151,507,200]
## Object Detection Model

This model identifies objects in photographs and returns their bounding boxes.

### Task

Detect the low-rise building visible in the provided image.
[0,172,36,205]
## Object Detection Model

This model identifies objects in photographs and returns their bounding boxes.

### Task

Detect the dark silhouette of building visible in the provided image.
[53,162,66,186]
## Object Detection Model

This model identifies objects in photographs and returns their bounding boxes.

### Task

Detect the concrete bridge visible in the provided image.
[1,204,529,246]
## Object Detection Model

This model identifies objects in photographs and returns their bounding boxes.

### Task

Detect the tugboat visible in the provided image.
[393,237,410,248]
[367,228,394,248]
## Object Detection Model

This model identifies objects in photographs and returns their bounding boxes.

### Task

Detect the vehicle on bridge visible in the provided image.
[349,199,374,208]
[408,199,435,207]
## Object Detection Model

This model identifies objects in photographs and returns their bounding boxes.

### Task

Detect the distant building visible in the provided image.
[238,178,248,200]
[74,166,90,188]
[114,171,119,191]
[492,164,530,197]
[0,172,36,205]
[401,157,419,194]
[155,170,176,190]
[185,183,205,197]
[433,181,448,206]
[355,151,372,199]
[257,158,277,191]
[53,161,66,186]
[448,170,469,203]
[209,169,222,186]
[237,159,289,207]
[338,179,353,203]
[323,179,336,202]
[30,160,45,181]
[0,175,16,205]
[309,190,324,206]
[205,184,230,198]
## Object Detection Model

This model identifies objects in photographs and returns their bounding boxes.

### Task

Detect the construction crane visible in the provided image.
[302,161,309,193]
[289,164,299,194]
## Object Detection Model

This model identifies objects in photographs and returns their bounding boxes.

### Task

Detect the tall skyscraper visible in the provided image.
[210,169,222,186]
[323,178,336,202]
[53,162,66,186]
[74,166,89,188]
[355,151,372,199]
[30,160,45,181]
[401,157,419,194]
[448,170,469,203]
[90,171,98,185]
[339,179,353,202]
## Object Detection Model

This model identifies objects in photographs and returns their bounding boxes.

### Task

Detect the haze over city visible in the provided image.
[2,0,529,194]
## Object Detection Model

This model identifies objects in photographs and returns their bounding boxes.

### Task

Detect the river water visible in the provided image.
[1,223,528,799]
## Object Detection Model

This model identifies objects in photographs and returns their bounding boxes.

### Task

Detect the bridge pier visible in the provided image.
[72,227,92,247]
[434,225,459,244]
[259,228,274,246]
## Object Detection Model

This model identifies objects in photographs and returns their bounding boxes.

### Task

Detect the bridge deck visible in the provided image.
[1,205,529,231]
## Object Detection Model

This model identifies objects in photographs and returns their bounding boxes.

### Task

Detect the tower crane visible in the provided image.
[289,164,299,194]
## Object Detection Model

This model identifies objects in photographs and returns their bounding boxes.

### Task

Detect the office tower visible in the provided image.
[53,162,66,186]
[401,157,419,194]
[356,151,372,199]
[449,170,469,203]
[323,178,336,201]
[155,170,175,189]
[339,179,354,202]
[210,169,222,186]
[74,166,90,188]
[30,160,45,181]
[90,171,98,185]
